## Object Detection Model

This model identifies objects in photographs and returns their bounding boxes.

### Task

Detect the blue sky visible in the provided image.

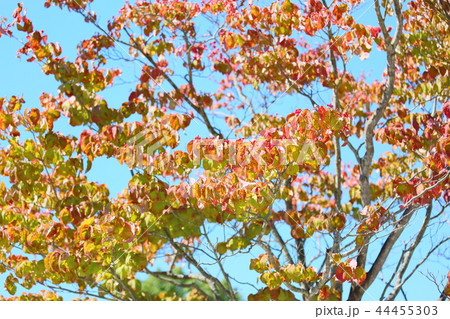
[0,0,448,301]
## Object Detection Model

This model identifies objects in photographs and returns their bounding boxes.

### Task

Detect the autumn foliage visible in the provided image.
[0,0,449,301]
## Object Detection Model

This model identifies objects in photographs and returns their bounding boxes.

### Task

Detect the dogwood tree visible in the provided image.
[0,0,449,301]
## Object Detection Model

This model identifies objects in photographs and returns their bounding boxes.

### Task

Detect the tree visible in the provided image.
[0,0,448,301]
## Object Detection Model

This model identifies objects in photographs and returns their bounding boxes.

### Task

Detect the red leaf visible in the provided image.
[443,101,450,118]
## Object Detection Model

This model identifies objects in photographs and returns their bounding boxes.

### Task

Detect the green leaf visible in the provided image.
[115,264,132,280]
[5,274,18,295]
[85,159,93,173]
[216,242,227,255]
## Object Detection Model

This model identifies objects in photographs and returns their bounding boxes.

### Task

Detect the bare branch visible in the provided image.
[231,73,256,116]
[384,203,433,300]
[144,270,213,300]
[394,237,450,299]
[201,224,237,300]
[123,27,224,139]
[270,223,295,265]
[162,228,233,300]
[348,206,416,300]
[37,281,117,301]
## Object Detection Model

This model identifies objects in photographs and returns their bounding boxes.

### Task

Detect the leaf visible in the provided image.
[65,256,78,271]
[128,279,141,292]
[335,263,351,283]
[261,272,282,289]
[250,254,269,273]
[5,274,18,295]
[85,262,102,276]
[331,254,341,265]
[248,288,271,301]
[354,266,367,285]
[116,265,132,280]
[43,148,63,165]
[216,242,227,255]
[27,108,40,126]
[276,288,296,301]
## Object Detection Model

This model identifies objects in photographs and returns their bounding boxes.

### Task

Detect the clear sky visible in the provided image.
[0,0,448,301]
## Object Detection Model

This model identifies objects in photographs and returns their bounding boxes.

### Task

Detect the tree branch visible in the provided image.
[350,0,404,300]
[145,270,213,300]
[270,223,295,265]
[384,203,433,300]
[163,228,233,300]
[348,206,416,300]
[201,224,237,300]
[123,27,224,139]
